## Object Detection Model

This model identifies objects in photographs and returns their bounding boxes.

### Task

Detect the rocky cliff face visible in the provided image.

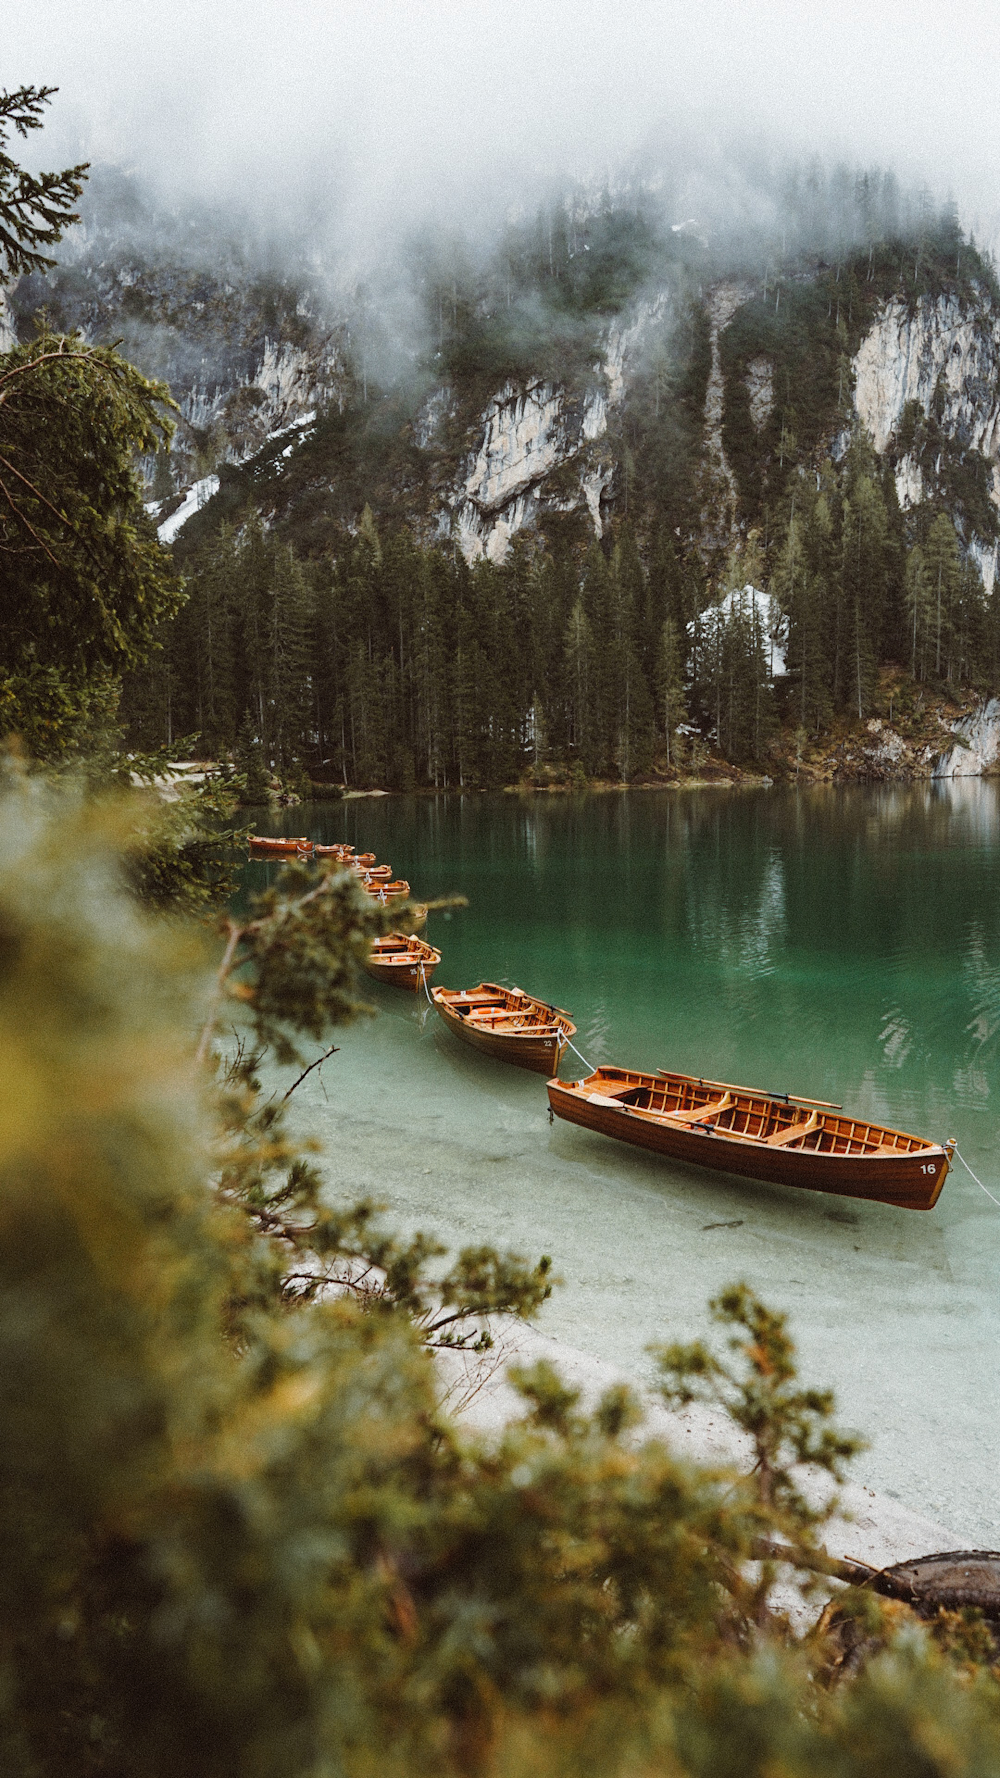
[852,287,1000,587]
[17,177,1000,616]
[452,274,1000,575]
[853,291,1000,460]
[452,378,612,562]
[934,698,1000,777]
[447,293,671,562]
[181,333,341,457]
[8,223,347,488]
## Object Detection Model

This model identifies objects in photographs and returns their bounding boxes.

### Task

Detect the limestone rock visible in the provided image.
[933,698,1000,777]
[852,288,1000,587]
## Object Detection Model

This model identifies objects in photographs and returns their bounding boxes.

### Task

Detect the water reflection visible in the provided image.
[243,781,1000,1161]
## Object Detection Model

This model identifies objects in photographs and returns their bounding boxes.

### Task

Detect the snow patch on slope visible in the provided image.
[691,585,787,678]
[155,475,220,543]
[0,291,15,355]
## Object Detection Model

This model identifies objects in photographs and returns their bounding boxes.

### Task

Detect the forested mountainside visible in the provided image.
[16,168,1000,785]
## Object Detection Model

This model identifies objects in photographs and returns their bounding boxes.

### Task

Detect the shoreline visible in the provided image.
[440,1316,962,1581]
[252,769,995,812]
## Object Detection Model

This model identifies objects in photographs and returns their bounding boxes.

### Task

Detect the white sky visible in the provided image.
[5,1,1000,243]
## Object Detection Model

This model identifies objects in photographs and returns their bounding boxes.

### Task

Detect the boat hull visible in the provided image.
[547,1076,950,1211]
[364,880,409,904]
[436,996,564,1073]
[364,936,440,992]
[433,983,575,1074]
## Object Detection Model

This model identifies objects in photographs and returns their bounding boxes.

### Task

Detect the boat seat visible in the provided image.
[663,1093,732,1126]
[765,1112,820,1147]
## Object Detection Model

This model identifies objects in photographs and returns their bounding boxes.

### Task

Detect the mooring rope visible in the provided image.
[419,963,435,1006]
[563,1035,596,1075]
[954,1146,1000,1212]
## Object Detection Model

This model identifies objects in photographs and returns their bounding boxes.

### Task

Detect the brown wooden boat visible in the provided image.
[433,982,577,1075]
[356,863,393,881]
[364,878,410,902]
[547,1066,955,1211]
[314,843,353,857]
[249,835,313,854]
[364,932,441,991]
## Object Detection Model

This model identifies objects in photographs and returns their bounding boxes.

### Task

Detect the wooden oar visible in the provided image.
[656,1070,843,1112]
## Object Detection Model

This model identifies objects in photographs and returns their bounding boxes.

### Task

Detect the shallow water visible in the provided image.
[245,783,1000,1544]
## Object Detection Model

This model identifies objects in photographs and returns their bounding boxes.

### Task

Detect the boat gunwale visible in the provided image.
[433,980,576,1041]
[553,1066,945,1160]
[367,932,441,967]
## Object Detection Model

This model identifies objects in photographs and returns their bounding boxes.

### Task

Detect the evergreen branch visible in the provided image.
[0,470,60,565]
[0,85,58,138]
[0,448,74,536]
[0,442,125,599]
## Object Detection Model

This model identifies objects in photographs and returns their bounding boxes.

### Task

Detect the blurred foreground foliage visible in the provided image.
[2,773,1000,1778]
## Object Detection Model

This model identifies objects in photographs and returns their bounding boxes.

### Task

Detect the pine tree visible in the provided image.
[922,511,962,680]
[236,712,272,804]
[840,460,889,718]
[268,544,314,770]
[905,543,932,680]
[656,617,687,767]
[773,507,831,734]
[414,551,452,788]
[563,599,597,775]
[0,327,182,757]
[186,526,239,751]
[695,591,772,762]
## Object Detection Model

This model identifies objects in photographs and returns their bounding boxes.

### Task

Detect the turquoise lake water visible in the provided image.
[245,783,1000,1543]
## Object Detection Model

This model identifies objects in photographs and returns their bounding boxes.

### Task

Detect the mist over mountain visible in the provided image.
[6,140,969,503]
[10,0,1000,257]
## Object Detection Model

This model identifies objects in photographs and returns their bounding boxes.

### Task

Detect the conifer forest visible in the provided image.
[117,209,1000,787]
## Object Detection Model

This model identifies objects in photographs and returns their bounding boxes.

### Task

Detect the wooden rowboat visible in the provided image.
[433,983,576,1075]
[314,843,352,857]
[364,878,410,902]
[547,1066,955,1211]
[364,932,441,991]
[249,835,313,854]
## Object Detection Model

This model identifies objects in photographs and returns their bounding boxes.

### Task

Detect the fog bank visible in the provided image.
[7,0,1000,261]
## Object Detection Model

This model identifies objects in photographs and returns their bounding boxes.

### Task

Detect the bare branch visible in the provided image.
[195,921,244,1068]
[282,1042,340,1101]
